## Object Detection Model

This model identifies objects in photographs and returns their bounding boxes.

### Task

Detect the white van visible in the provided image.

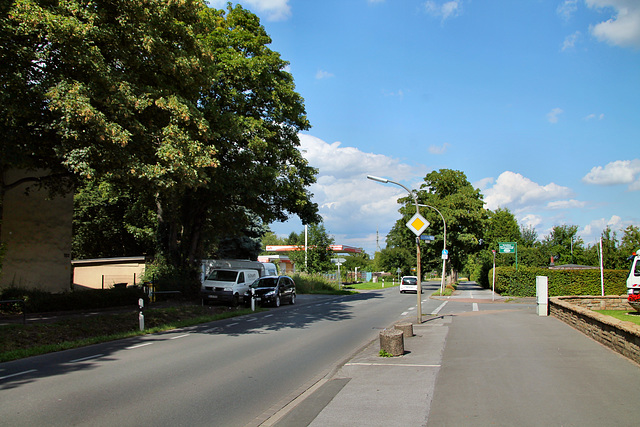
[200,259,277,305]
[627,250,640,295]
[202,269,260,306]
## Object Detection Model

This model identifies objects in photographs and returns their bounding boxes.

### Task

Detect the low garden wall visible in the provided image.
[550,296,640,365]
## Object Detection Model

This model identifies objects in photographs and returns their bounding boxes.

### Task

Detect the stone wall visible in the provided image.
[550,296,640,365]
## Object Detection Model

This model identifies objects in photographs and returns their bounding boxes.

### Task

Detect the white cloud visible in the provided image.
[474,177,494,191]
[557,0,579,21]
[586,0,640,48]
[428,143,450,155]
[584,113,605,120]
[315,69,335,80]
[424,0,463,22]
[546,199,588,210]
[296,134,428,250]
[547,107,564,123]
[519,214,543,229]
[582,159,640,190]
[208,0,291,21]
[581,215,623,239]
[562,31,582,51]
[483,171,574,211]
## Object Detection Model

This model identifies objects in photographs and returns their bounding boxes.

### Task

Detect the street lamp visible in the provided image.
[418,204,447,295]
[367,175,422,324]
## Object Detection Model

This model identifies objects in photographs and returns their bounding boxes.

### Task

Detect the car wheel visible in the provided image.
[275,294,281,307]
[290,293,296,305]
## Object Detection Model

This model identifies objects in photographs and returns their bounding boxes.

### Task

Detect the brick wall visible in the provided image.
[550,296,640,365]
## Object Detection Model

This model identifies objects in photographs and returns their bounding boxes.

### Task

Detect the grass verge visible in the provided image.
[594,309,640,326]
[0,304,258,363]
[343,281,398,291]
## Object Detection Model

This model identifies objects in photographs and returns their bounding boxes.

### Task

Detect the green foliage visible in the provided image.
[291,273,350,294]
[287,223,334,274]
[73,180,156,259]
[385,169,487,277]
[490,267,628,297]
[2,1,319,278]
[141,256,200,298]
[0,286,144,313]
[379,349,393,358]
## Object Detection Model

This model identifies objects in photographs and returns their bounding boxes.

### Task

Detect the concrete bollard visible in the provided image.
[394,322,414,337]
[379,328,404,356]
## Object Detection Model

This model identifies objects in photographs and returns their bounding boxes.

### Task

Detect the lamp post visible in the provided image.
[367,175,422,324]
[418,204,447,295]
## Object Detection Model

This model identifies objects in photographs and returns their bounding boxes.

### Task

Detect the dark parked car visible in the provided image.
[244,275,296,307]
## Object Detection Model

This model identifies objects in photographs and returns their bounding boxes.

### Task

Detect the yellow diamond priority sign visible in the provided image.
[406,212,429,237]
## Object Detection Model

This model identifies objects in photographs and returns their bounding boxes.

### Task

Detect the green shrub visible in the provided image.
[488,267,628,297]
[0,286,145,313]
[291,273,346,294]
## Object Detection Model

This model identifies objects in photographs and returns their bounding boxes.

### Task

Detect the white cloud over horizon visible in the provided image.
[483,171,575,212]
[277,136,631,253]
[582,159,640,190]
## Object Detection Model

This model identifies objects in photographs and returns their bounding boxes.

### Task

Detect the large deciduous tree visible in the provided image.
[2,1,319,281]
[386,169,487,282]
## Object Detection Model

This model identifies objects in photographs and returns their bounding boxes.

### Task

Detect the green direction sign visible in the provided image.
[499,242,516,253]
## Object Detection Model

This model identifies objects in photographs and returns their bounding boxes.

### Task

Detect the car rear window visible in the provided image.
[402,277,417,285]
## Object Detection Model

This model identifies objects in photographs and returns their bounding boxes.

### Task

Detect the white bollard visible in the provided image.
[138,298,145,330]
[251,287,255,312]
[536,276,548,316]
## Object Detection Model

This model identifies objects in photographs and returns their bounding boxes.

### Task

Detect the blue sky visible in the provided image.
[208,0,640,255]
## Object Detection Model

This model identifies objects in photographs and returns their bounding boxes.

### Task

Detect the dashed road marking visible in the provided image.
[126,343,153,350]
[473,303,479,312]
[170,334,190,340]
[69,354,104,363]
[0,369,37,381]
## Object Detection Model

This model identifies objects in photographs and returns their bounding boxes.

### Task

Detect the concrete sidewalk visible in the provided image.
[267,288,640,427]
[270,315,450,427]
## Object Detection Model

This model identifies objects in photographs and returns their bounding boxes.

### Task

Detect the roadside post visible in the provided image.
[492,250,496,301]
[138,298,145,331]
[536,276,548,316]
[251,287,255,312]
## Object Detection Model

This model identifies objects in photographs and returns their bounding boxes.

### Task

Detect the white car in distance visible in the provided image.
[399,276,418,293]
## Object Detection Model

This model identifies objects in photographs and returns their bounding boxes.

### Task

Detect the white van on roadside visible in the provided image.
[627,250,640,296]
[200,259,277,306]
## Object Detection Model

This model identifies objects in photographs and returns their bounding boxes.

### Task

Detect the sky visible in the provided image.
[208,0,640,256]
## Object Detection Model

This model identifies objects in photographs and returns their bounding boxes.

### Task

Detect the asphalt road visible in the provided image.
[0,286,434,427]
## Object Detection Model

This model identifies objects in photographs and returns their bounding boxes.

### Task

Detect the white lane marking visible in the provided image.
[227,322,239,327]
[408,307,415,311]
[473,303,479,312]
[401,312,409,316]
[345,362,441,367]
[264,314,273,318]
[170,334,190,340]
[432,301,448,315]
[0,369,37,381]
[69,354,104,363]
[126,343,153,350]
[245,318,257,322]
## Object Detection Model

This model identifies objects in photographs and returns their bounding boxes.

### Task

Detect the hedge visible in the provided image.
[488,266,628,297]
[0,286,145,313]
